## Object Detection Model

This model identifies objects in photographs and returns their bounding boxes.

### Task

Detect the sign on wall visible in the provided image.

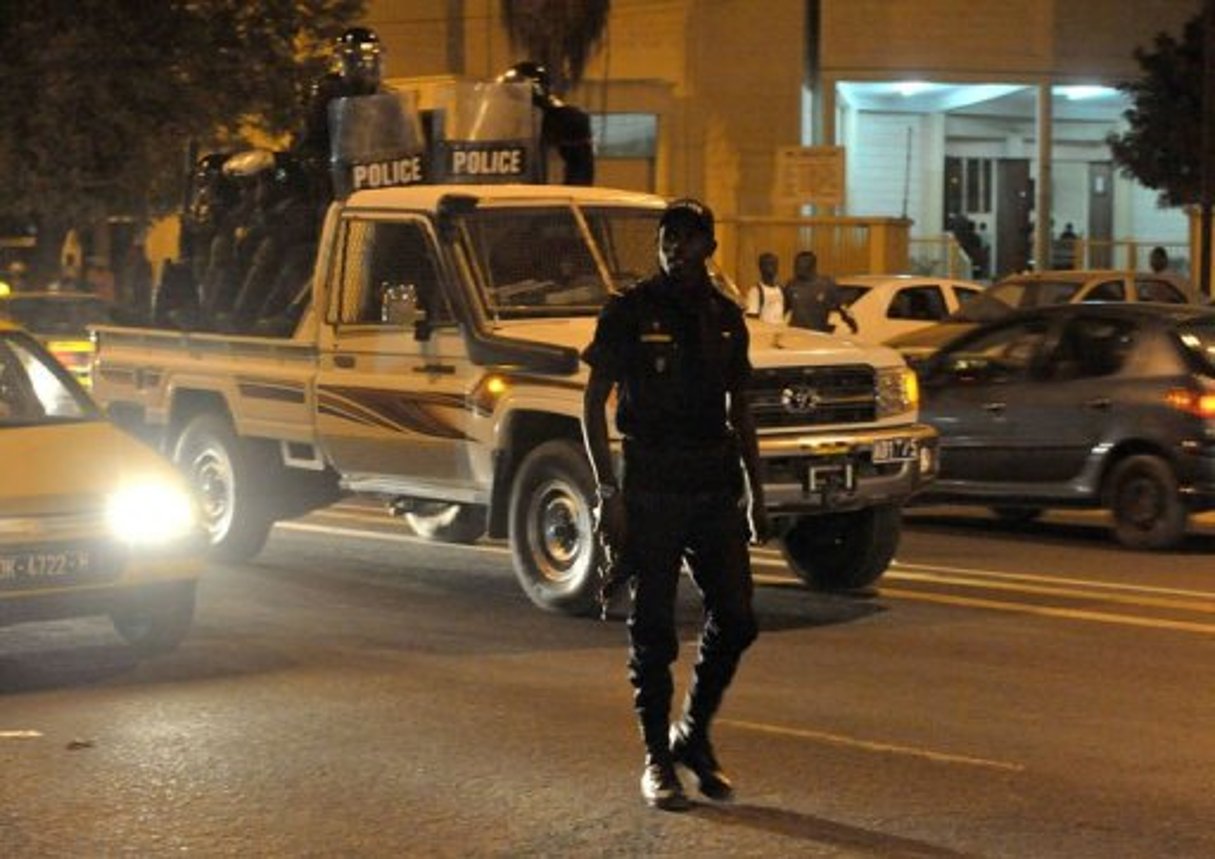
[774,146,846,207]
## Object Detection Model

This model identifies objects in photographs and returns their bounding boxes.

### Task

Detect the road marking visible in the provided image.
[890,562,1215,600]
[889,570,1215,613]
[719,718,1024,772]
[285,515,1215,632]
[0,730,42,739]
[882,588,1215,636]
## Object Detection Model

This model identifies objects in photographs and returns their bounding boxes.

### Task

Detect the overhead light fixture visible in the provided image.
[1056,85,1113,101]
[894,81,933,97]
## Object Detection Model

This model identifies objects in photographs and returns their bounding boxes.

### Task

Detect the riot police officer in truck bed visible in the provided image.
[581,199,769,811]
[295,27,385,205]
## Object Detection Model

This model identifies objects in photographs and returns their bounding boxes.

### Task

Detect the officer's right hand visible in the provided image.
[596,494,628,553]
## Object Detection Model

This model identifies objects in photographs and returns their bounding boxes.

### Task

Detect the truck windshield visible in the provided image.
[455,205,662,318]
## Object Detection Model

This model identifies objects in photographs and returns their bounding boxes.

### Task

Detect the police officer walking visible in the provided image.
[581,199,769,811]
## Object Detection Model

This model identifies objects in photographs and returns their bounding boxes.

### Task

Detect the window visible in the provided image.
[0,334,94,423]
[1084,280,1125,302]
[938,317,1050,385]
[331,218,451,326]
[1046,316,1136,380]
[454,205,661,317]
[1135,278,1187,304]
[953,286,983,306]
[590,114,658,159]
[887,286,947,321]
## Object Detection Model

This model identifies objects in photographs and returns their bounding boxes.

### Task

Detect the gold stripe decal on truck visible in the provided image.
[237,379,308,404]
[317,386,470,440]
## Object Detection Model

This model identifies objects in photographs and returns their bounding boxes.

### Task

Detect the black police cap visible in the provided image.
[660,198,715,241]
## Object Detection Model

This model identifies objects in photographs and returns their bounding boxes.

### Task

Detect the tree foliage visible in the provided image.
[0,0,364,270]
[500,0,610,92]
[1107,15,1203,207]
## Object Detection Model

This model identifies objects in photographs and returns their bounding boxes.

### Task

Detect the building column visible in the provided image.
[1035,82,1053,271]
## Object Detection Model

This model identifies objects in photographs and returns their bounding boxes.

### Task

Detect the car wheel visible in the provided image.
[173,413,273,561]
[1106,454,1188,550]
[990,506,1043,524]
[110,580,197,656]
[404,502,486,544]
[508,440,601,616]
[780,505,900,591]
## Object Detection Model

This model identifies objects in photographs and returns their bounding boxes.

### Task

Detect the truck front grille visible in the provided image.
[749,365,876,429]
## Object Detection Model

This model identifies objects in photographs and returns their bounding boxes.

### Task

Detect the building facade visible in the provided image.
[365,0,1202,281]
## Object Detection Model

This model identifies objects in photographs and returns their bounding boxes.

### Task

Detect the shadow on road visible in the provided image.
[693,801,972,858]
[0,628,300,696]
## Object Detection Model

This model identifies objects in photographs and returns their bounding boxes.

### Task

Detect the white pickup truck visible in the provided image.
[92,183,938,615]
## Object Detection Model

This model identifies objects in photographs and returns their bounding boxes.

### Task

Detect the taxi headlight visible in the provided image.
[876,366,919,419]
[105,483,197,545]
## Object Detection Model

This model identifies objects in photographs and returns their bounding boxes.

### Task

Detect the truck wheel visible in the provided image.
[173,414,273,561]
[508,440,600,616]
[110,580,197,656]
[1106,454,1187,550]
[780,505,901,591]
[404,502,486,544]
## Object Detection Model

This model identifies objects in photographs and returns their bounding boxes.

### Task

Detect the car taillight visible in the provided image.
[51,348,89,369]
[1165,388,1215,418]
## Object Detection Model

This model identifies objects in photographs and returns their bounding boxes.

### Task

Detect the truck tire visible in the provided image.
[110,580,197,656]
[1106,454,1187,550]
[173,413,274,561]
[404,502,486,544]
[508,439,600,616]
[780,505,900,591]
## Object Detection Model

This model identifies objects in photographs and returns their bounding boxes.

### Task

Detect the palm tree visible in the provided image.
[500,0,610,92]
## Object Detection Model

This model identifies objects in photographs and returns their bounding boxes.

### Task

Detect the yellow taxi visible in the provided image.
[0,291,113,387]
[0,320,203,654]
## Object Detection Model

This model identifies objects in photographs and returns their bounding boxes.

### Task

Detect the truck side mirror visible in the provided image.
[381,282,432,341]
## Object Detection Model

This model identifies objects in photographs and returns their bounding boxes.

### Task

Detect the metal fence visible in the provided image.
[1067,239,1190,277]
[714,216,912,286]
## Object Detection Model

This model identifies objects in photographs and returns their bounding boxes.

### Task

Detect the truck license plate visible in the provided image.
[872,437,919,463]
[802,462,855,494]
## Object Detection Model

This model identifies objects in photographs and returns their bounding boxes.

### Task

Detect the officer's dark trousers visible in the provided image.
[623,489,758,758]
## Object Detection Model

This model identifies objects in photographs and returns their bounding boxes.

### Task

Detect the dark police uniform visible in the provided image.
[581,270,759,781]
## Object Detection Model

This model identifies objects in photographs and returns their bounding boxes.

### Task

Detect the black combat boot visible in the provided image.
[670,720,733,801]
[640,751,690,811]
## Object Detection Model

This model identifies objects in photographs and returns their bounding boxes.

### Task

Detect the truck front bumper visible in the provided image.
[760,423,939,515]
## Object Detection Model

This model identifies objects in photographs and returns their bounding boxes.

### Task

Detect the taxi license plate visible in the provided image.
[0,549,98,591]
[873,437,919,463]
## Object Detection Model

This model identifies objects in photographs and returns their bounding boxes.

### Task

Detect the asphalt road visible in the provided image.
[2,504,1214,857]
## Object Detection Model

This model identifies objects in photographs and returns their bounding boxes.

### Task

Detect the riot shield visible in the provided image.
[429,81,544,184]
[328,89,428,199]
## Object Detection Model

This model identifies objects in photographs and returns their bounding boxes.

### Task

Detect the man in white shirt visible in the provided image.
[745,251,785,324]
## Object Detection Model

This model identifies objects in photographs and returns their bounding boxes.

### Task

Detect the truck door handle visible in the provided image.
[413,363,456,375]
[334,354,355,369]
[1085,397,1111,410]
[982,401,1006,415]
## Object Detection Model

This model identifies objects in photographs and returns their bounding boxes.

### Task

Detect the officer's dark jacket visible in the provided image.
[582,271,751,452]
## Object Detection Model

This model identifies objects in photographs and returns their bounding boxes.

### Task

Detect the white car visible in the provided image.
[833,274,986,344]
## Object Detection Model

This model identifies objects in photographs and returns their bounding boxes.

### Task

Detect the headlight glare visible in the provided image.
[105,483,197,545]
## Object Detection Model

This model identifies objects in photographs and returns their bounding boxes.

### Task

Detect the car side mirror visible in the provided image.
[381,282,432,341]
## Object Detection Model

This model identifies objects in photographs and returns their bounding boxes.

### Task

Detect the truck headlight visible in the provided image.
[105,483,198,545]
[876,366,919,419]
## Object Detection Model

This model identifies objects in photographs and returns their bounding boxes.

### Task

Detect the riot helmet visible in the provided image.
[334,27,382,94]
[498,61,555,108]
